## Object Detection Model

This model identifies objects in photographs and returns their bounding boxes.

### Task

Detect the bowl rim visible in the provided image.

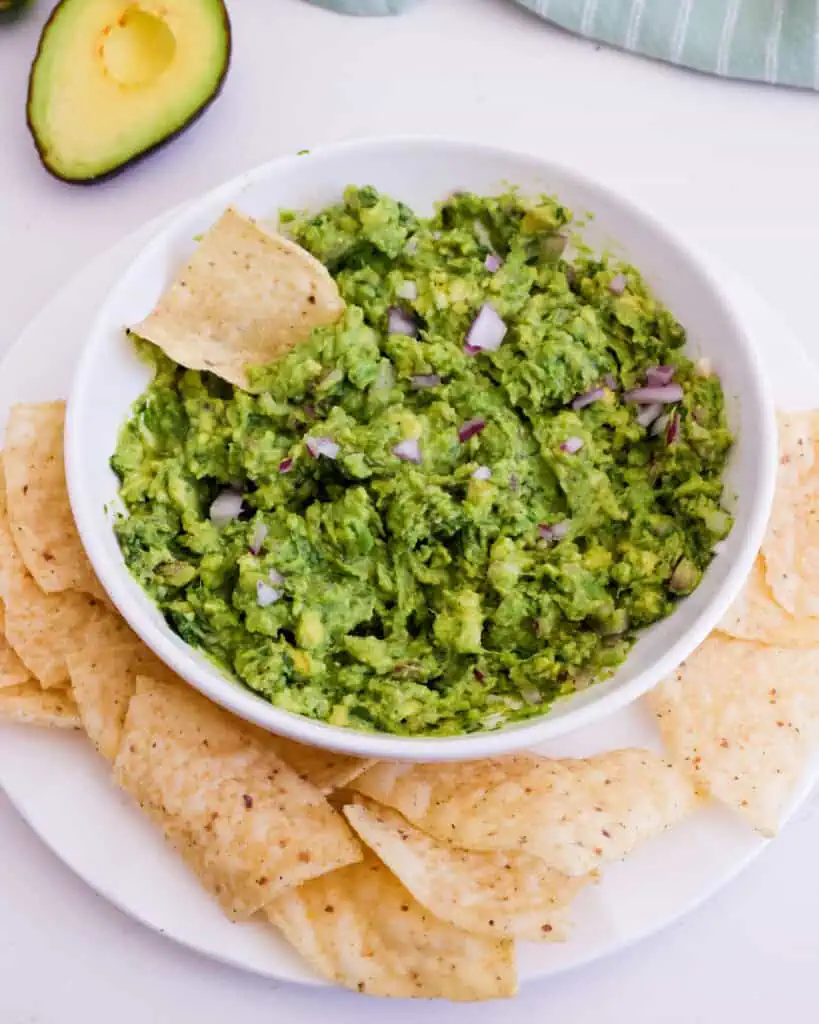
[65,135,778,762]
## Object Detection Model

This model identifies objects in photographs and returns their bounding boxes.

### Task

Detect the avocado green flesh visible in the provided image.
[113,187,734,737]
[27,0,230,182]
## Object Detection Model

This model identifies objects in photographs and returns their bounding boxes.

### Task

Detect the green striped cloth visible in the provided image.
[309,0,819,90]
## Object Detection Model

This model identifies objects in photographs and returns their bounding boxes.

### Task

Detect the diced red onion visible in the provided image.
[471,465,492,480]
[256,580,282,607]
[278,458,293,474]
[249,521,268,555]
[458,417,487,443]
[651,412,671,437]
[571,387,604,411]
[268,568,285,586]
[539,520,570,542]
[484,253,502,273]
[623,384,684,405]
[636,403,663,428]
[410,374,441,390]
[306,436,339,460]
[396,280,418,301]
[608,272,627,296]
[387,307,418,337]
[560,436,583,454]
[464,304,507,354]
[604,373,617,391]
[509,474,519,492]
[209,489,243,527]
[474,668,485,682]
[393,438,422,464]
[666,410,681,445]
[645,365,675,387]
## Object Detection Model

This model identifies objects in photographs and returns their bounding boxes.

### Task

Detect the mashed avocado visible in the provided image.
[112,187,733,736]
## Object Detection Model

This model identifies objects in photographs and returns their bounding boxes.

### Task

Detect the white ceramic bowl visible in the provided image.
[66,137,777,762]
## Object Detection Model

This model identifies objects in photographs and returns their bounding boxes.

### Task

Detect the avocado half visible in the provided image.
[27,0,231,183]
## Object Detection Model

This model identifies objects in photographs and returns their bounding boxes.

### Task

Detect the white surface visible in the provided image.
[68,138,776,762]
[3,0,819,1020]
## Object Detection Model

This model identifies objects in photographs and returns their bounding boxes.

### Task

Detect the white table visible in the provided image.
[1,1,818,1019]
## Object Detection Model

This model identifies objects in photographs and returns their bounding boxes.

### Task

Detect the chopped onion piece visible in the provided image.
[571,387,604,411]
[542,232,567,260]
[464,304,507,353]
[249,521,268,555]
[410,374,441,390]
[604,373,617,391]
[539,520,570,542]
[636,403,663,428]
[560,436,583,454]
[396,280,418,301]
[666,410,681,445]
[509,474,519,492]
[387,307,418,337]
[209,489,243,527]
[268,568,285,586]
[645,365,675,387]
[278,457,294,474]
[458,417,487,443]
[651,412,671,437]
[256,580,282,607]
[696,357,713,377]
[393,438,422,464]
[471,465,492,480]
[608,272,627,296]
[306,436,339,460]
[474,220,492,248]
[484,253,502,273]
[624,384,684,405]
[521,685,542,706]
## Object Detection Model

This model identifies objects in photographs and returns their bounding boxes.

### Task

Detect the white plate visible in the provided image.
[66,140,777,761]
[0,214,816,990]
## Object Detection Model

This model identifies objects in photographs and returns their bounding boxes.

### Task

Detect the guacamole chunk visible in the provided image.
[112,186,734,736]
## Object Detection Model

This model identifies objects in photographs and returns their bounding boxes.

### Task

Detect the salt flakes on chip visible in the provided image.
[67,639,175,762]
[650,633,819,835]
[762,411,819,618]
[132,209,345,389]
[266,852,516,1001]
[719,556,819,648]
[344,799,588,942]
[4,403,105,599]
[114,675,361,920]
[352,749,696,876]
[0,680,81,728]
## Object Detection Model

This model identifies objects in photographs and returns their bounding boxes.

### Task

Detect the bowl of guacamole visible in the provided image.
[66,139,777,761]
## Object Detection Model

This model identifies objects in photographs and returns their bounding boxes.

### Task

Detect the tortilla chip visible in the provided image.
[352,750,696,877]
[3,403,105,599]
[344,800,587,942]
[719,556,819,647]
[132,209,344,389]
[3,566,132,688]
[650,634,819,835]
[67,639,175,761]
[762,411,819,617]
[0,605,33,689]
[0,457,24,603]
[114,675,361,920]
[0,680,81,728]
[271,738,375,795]
[266,852,516,1001]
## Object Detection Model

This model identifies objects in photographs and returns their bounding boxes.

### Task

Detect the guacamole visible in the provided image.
[112,187,733,736]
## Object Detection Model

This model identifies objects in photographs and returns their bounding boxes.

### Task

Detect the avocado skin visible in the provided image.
[25,0,232,184]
